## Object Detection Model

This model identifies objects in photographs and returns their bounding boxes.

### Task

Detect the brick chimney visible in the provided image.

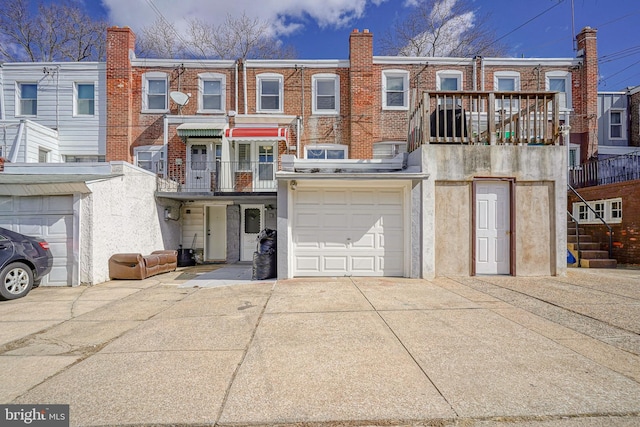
[106,27,136,163]
[349,29,378,159]
[575,26,598,161]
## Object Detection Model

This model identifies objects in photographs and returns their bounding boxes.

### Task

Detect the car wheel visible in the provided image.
[0,262,34,300]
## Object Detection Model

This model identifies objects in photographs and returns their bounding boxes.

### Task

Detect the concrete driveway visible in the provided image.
[1,267,639,426]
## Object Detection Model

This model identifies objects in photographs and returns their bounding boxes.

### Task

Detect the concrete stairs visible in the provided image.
[567,222,617,268]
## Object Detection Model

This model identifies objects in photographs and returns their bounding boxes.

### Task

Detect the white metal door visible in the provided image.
[0,196,74,286]
[292,187,405,277]
[205,205,226,261]
[240,205,264,261]
[187,144,210,191]
[476,181,510,275]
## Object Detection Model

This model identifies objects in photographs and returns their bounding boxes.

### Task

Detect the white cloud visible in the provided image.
[102,0,389,36]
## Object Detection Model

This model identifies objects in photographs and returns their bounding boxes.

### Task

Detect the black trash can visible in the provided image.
[252,229,277,280]
[177,247,196,267]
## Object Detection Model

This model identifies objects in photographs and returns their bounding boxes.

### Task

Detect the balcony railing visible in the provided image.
[570,151,640,189]
[157,160,278,193]
[408,91,561,150]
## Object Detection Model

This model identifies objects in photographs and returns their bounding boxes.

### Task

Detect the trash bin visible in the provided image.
[252,229,277,280]
[177,246,196,267]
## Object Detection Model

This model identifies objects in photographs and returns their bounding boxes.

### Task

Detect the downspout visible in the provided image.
[163,115,168,178]
[473,57,477,91]
[296,116,301,155]
[234,61,239,114]
[243,60,248,115]
[0,65,5,120]
[480,57,485,91]
[55,66,60,130]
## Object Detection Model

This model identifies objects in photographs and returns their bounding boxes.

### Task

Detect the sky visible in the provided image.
[86,0,640,91]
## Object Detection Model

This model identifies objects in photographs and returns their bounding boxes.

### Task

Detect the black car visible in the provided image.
[0,227,53,300]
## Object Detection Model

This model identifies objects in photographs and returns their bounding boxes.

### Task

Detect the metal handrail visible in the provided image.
[568,184,613,259]
[567,210,582,267]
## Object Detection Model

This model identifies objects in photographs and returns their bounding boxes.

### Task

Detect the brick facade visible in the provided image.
[568,180,640,265]
[630,89,640,147]
[105,26,599,163]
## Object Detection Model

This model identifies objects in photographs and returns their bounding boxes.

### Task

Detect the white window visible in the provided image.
[569,145,581,169]
[258,144,275,181]
[436,70,463,91]
[572,198,622,224]
[18,83,37,116]
[312,74,339,114]
[382,70,409,110]
[238,143,251,170]
[38,148,49,163]
[142,72,168,112]
[610,110,624,139]
[494,71,520,111]
[257,73,283,113]
[134,145,165,174]
[74,83,95,116]
[198,73,225,113]
[546,71,572,111]
[304,144,348,159]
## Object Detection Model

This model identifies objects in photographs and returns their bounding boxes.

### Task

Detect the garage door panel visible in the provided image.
[0,196,73,286]
[324,256,348,272]
[292,186,405,277]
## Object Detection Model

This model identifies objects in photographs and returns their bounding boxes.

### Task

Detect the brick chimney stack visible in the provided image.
[575,26,598,161]
[349,29,378,159]
[106,27,136,163]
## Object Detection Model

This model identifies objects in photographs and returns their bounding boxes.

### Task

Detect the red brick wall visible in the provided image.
[106,27,135,163]
[568,181,640,265]
[576,27,598,161]
[349,29,377,159]
[630,90,640,147]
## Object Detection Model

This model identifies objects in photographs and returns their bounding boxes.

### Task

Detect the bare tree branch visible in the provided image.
[379,0,507,57]
[0,0,107,62]
[137,12,296,60]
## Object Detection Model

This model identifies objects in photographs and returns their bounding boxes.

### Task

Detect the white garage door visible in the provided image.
[293,186,406,277]
[0,196,74,286]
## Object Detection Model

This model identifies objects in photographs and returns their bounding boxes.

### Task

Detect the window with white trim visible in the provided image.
[436,70,463,91]
[258,144,275,181]
[494,71,520,111]
[74,83,95,116]
[64,155,106,163]
[198,73,225,113]
[304,144,348,159]
[134,145,165,174]
[610,110,624,139]
[546,71,572,111]
[142,72,168,112]
[572,198,622,224]
[18,83,37,116]
[38,148,49,163]
[312,74,339,114]
[257,73,283,113]
[238,143,251,170]
[382,70,409,110]
[569,145,580,169]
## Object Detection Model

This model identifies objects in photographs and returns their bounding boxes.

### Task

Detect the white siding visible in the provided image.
[0,62,105,157]
[182,205,205,249]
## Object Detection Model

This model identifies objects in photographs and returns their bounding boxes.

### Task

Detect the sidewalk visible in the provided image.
[1,267,639,426]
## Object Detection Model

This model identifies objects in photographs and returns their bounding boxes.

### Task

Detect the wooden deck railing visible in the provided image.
[408,91,561,151]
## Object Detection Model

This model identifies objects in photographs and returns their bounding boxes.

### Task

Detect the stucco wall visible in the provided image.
[516,182,556,275]
[421,144,566,277]
[434,182,471,276]
[85,162,181,284]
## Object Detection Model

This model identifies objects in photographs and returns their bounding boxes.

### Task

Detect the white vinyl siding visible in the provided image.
[1,63,105,157]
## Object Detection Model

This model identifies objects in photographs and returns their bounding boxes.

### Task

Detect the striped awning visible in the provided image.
[225,127,288,140]
[176,123,225,138]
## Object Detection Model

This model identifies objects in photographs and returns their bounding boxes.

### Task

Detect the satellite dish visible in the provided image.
[170,91,190,106]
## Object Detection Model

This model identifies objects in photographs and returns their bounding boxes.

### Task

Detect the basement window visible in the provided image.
[572,198,622,224]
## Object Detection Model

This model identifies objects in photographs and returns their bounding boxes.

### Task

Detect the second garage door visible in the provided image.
[292,185,406,277]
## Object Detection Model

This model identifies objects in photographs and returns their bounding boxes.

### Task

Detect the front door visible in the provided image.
[186,144,210,191]
[206,205,226,261]
[475,181,510,275]
[240,204,264,261]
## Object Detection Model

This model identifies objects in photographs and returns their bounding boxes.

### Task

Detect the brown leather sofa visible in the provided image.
[109,250,178,280]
